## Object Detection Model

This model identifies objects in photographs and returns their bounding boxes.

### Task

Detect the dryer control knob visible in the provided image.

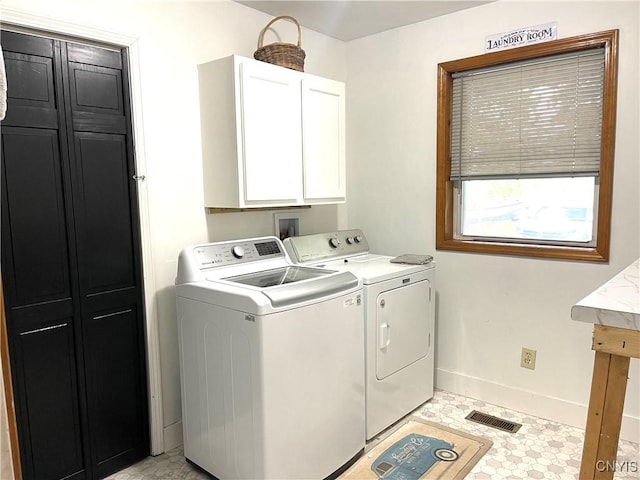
[231,245,245,258]
[329,238,341,248]
[354,235,363,243]
[346,237,355,244]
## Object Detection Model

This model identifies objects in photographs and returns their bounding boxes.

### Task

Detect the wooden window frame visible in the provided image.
[436,30,618,262]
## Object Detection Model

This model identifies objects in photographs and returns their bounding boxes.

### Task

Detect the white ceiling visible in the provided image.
[235,1,494,42]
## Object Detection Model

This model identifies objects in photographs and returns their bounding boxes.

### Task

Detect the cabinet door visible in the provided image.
[302,76,345,201]
[240,61,302,204]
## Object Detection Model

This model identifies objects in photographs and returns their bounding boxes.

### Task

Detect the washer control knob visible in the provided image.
[329,238,341,248]
[231,245,245,258]
[346,237,355,244]
[354,235,363,243]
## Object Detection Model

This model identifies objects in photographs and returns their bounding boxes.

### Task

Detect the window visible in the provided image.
[436,30,618,261]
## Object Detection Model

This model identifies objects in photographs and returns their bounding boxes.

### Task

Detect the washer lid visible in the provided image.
[223,267,360,308]
[223,266,335,287]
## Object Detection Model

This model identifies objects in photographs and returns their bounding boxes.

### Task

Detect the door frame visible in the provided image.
[0,7,164,456]
[1,279,21,479]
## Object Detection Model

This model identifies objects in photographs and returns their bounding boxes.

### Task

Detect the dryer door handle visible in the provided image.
[380,323,391,349]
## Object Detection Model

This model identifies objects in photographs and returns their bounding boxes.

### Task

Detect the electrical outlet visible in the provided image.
[520,347,537,370]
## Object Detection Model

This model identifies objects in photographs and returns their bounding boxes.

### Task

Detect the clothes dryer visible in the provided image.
[285,229,435,440]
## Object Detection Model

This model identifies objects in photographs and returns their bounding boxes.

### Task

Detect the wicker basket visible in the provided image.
[254,16,305,72]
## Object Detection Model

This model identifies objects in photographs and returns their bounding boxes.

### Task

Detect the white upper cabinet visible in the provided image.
[198,55,345,209]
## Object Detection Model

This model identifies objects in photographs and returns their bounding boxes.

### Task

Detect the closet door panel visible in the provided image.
[84,306,146,477]
[66,42,122,70]
[15,322,85,480]
[1,128,71,305]
[1,33,58,129]
[0,30,54,58]
[67,46,126,134]
[68,62,126,134]
[71,63,123,113]
[72,133,135,294]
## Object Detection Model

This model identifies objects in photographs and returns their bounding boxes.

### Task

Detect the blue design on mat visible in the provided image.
[371,434,459,479]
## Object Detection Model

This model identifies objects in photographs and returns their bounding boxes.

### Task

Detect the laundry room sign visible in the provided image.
[485,22,557,52]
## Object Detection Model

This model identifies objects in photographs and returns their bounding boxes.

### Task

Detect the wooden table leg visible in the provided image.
[579,350,630,480]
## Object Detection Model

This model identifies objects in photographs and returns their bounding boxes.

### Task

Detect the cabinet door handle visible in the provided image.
[93,309,132,321]
[20,323,68,336]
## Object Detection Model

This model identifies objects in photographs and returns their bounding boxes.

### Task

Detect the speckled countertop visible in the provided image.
[571,258,640,331]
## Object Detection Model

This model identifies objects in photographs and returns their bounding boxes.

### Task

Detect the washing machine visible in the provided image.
[284,229,435,440]
[175,236,365,479]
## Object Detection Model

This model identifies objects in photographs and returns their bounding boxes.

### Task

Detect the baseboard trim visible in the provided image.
[435,368,639,444]
[163,421,183,452]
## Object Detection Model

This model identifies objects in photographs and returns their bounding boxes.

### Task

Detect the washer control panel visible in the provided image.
[284,229,370,264]
[193,238,284,269]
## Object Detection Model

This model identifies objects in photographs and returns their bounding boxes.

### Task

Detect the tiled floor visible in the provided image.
[419,391,638,480]
[106,389,639,480]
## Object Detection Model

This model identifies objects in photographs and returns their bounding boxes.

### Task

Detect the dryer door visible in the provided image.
[376,280,430,380]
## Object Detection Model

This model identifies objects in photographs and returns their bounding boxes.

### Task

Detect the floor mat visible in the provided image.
[340,416,493,480]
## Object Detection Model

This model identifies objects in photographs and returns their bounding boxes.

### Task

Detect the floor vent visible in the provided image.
[465,410,522,433]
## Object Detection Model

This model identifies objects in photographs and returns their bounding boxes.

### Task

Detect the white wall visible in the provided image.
[0,0,347,451]
[346,0,640,442]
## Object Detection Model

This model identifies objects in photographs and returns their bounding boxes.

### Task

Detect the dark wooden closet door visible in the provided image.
[1,32,89,480]
[61,42,148,478]
[1,31,149,480]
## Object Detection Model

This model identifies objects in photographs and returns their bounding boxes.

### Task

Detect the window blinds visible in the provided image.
[450,48,605,180]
